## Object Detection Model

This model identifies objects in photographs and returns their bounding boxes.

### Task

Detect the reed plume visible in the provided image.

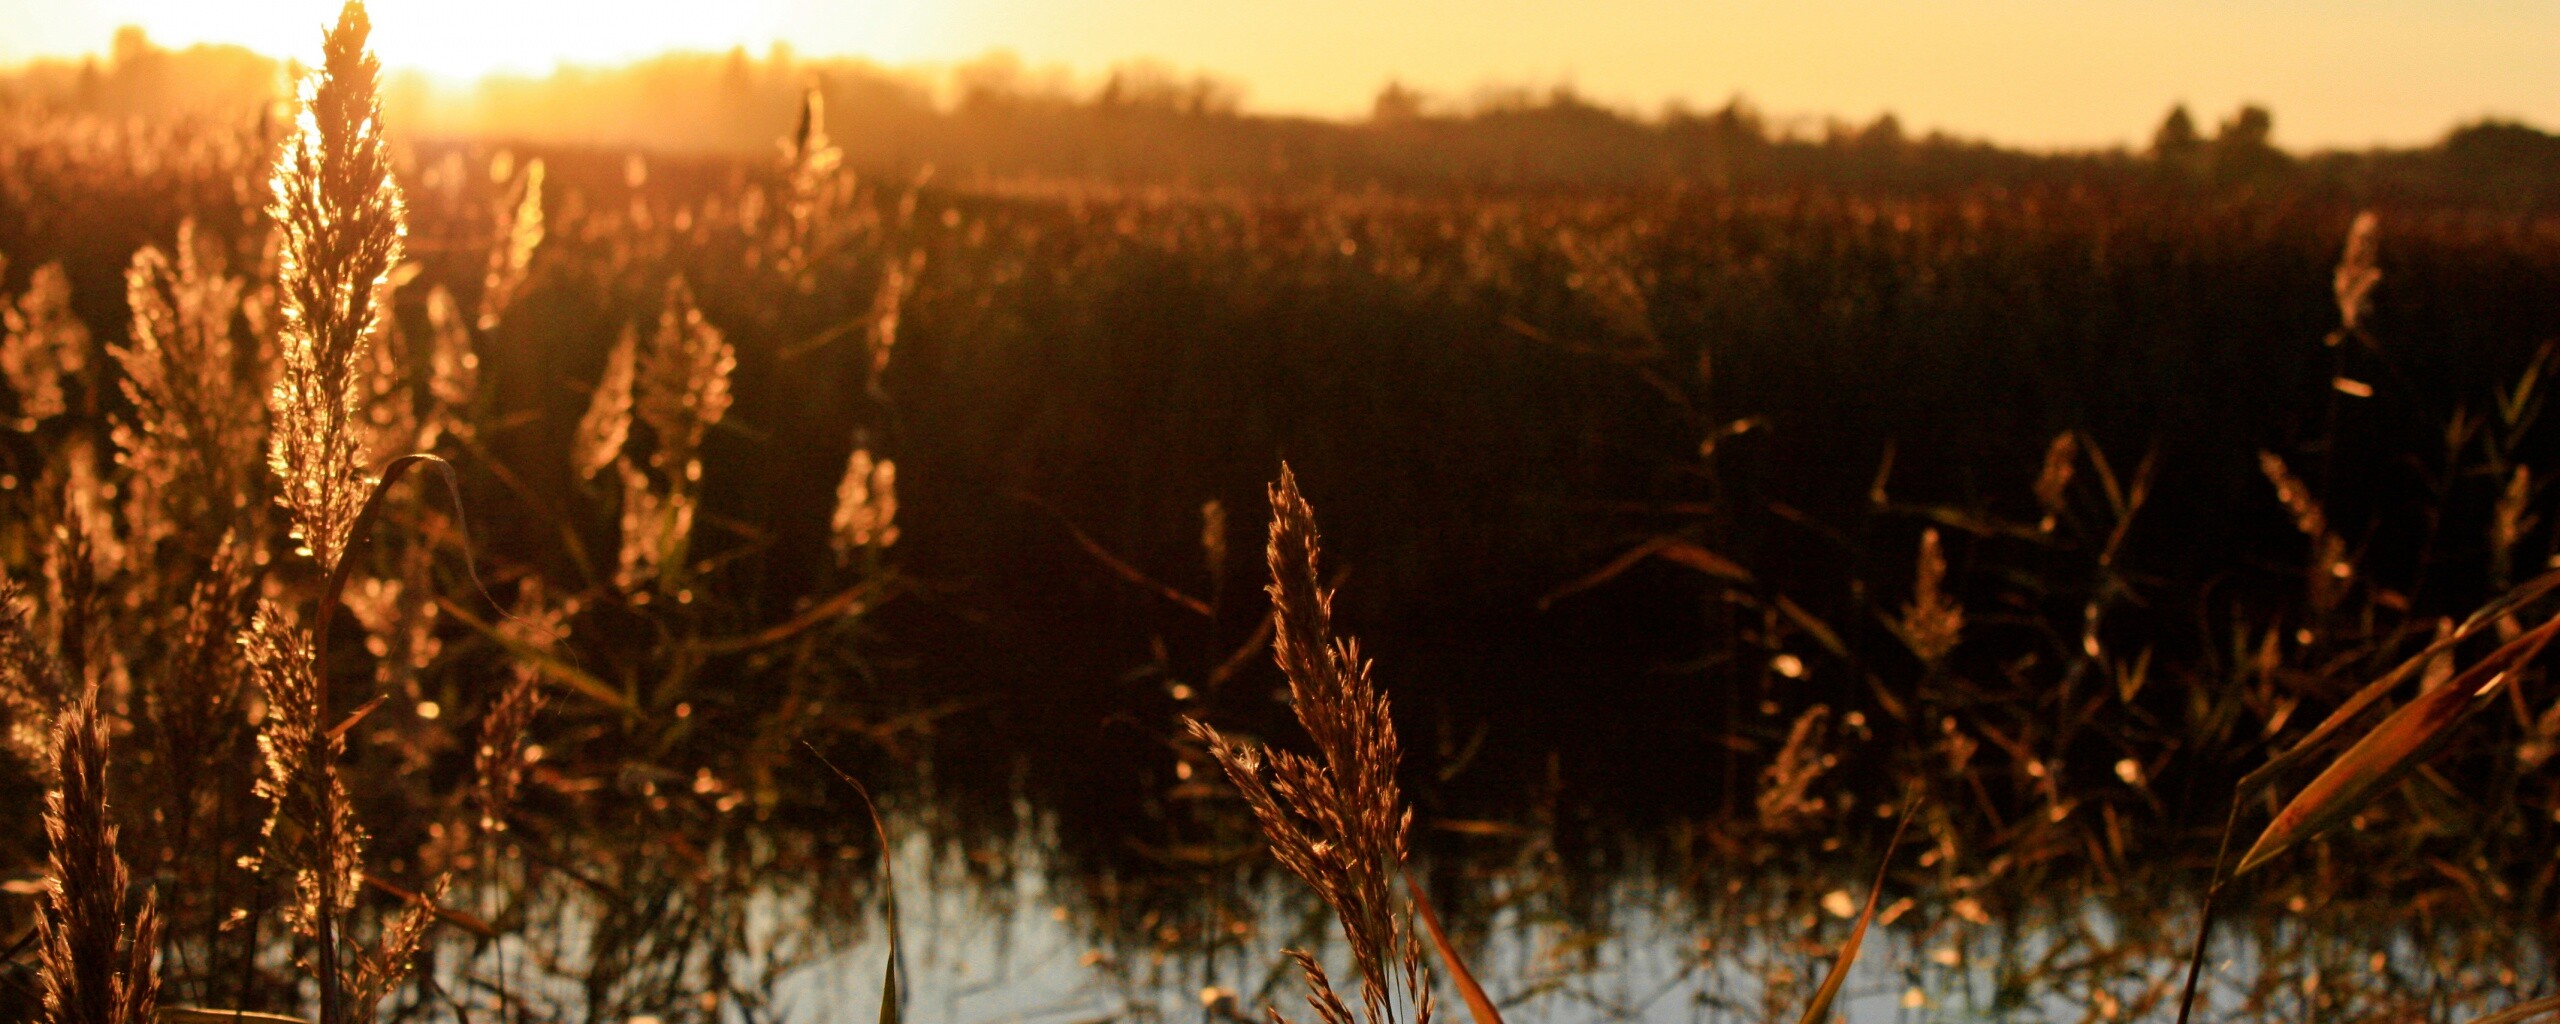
[1894,528,1964,666]
[573,324,638,481]
[2259,450,2352,616]
[1757,704,1837,830]
[35,684,164,1024]
[474,582,554,832]
[779,86,844,279]
[2333,211,2381,337]
[863,251,921,395]
[1188,465,1434,1024]
[265,0,404,573]
[242,601,366,959]
[2491,466,2534,592]
[250,7,444,1020]
[830,443,900,561]
[3,261,91,431]
[617,278,733,590]
[0,571,62,764]
[2032,432,2078,534]
[115,220,262,562]
[478,157,544,331]
[634,278,734,485]
[421,284,475,445]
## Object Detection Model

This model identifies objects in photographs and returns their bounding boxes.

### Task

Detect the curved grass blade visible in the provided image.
[1799,800,1917,1024]
[2460,994,2560,1024]
[809,745,904,1024]
[1405,867,1504,1024]
[1539,535,1753,611]
[2239,567,2560,801]
[2235,613,2560,876]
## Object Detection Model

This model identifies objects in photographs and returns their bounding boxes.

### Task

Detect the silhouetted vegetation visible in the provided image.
[0,15,2558,1024]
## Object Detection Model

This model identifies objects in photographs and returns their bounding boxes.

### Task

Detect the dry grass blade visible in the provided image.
[435,597,631,713]
[2458,994,2560,1024]
[1014,490,1212,616]
[1405,868,1501,1024]
[1538,534,1752,610]
[2235,612,2560,876]
[2238,566,2560,801]
[807,747,904,1024]
[1796,801,1915,1024]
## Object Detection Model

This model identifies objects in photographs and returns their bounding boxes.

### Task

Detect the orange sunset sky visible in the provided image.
[1,0,2554,149]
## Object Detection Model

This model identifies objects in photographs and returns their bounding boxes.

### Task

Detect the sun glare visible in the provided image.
[53,0,936,80]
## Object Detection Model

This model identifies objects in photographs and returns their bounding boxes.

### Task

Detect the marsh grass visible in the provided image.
[2,10,2560,1022]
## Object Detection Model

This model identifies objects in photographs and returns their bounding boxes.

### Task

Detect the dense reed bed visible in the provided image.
[0,4,2557,1022]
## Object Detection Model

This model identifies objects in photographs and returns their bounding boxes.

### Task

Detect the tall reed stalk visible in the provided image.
[249,3,418,1021]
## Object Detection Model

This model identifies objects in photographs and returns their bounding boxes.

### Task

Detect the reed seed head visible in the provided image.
[265,0,407,573]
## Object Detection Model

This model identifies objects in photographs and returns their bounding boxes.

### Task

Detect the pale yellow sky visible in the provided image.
[2,0,2553,149]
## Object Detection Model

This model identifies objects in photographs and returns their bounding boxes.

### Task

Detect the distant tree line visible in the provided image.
[4,27,2557,206]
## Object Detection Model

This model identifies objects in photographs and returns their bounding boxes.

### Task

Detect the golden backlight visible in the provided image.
[1,0,2554,148]
[37,0,932,80]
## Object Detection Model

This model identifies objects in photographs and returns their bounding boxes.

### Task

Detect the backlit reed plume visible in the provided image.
[2333,211,2380,337]
[1201,498,1229,602]
[0,572,61,764]
[1757,704,1837,830]
[864,251,920,395]
[2491,466,2535,591]
[421,285,475,445]
[2259,450,2352,617]
[474,587,553,832]
[574,324,638,481]
[254,6,437,1021]
[3,260,91,430]
[266,0,404,573]
[137,542,255,921]
[35,684,163,1024]
[115,220,261,560]
[30,468,117,715]
[635,278,734,483]
[1187,466,1434,1024]
[341,877,445,1024]
[780,86,844,278]
[618,278,734,590]
[2032,432,2078,534]
[831,443,900,561]
[479,157,544,330]
[1895,528,1964,666]
[242,602,366,972]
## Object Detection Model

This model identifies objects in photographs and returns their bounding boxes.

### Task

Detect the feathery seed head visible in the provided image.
[36,685,163,1024]
[265,0,407,573]
[1187,464,1432,1024]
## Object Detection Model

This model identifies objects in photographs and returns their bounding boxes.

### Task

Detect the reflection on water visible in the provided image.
[409,739,2550,1024]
